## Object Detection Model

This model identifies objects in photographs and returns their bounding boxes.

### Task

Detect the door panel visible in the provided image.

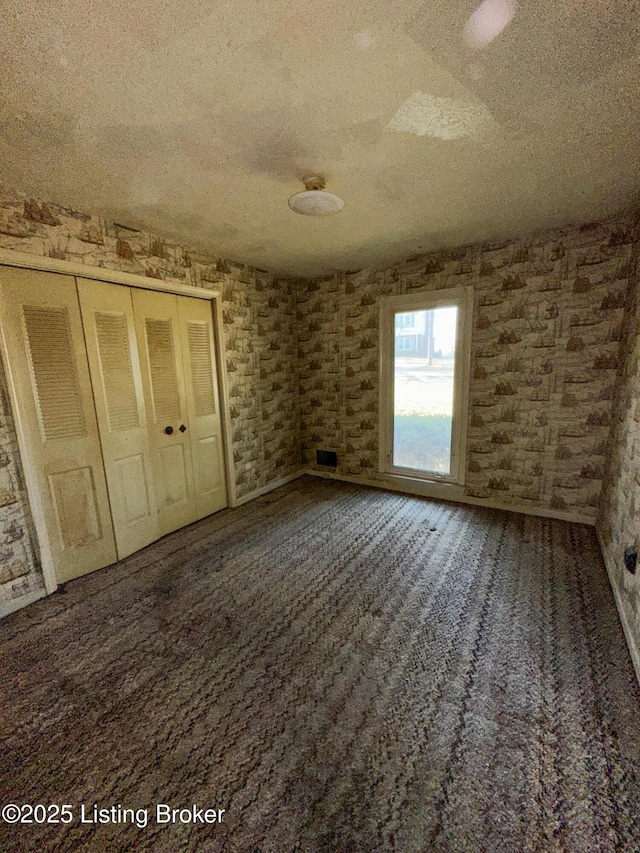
[178,297,227,518]
[198,436,222,489]
[114,453,151,523]
[157,443,190,505]
[133,288,197,536]
[78,279,159,559]
[0,267,117,583]
[48,466,102,548]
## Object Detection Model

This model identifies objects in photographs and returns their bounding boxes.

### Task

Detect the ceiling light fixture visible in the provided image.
[288,176,344,216]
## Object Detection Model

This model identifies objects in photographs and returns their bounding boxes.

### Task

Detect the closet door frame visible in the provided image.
[0,248,234,596]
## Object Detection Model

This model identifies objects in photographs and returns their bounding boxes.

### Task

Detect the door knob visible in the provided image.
[179,424,187,433]
[165,426,174,435]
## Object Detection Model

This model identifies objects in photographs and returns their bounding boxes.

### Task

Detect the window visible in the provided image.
[379,287,472,485]
[396,336,413,352]
[396,313,416,329]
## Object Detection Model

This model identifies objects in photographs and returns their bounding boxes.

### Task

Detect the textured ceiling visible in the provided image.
[1,0,639,277]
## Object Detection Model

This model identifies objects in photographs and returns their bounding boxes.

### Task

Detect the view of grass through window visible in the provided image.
[393,306,457,474]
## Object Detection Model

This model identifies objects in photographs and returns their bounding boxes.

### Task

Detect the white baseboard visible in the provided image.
[232,469,306,507]
[0,588,46,620]
[596,529,640,686]
[305,469,596,525]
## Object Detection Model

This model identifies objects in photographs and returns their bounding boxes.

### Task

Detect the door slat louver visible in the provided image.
[94,311,139,432]
[187,321,216,417]
[145,317,181,422]
[23,305,85,441]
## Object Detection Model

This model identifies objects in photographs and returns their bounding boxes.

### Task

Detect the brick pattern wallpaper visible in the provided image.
[299,214,639,521]
[0,351,44,609]
[598,239,640,659]
[0,187,301,610]
[221,273,301,495]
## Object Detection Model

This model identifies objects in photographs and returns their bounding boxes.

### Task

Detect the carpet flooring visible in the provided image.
[1,476,639,852]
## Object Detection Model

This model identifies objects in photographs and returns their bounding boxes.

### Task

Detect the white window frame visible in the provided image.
[379,286,473,486]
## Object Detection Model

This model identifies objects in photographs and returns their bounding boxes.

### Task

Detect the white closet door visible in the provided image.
[132,288,198,536]
[178,296,227,518]
[0,267,117,583]
[78,279,159,559]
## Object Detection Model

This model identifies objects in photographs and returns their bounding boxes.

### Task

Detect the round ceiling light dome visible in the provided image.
[288,176,344,216]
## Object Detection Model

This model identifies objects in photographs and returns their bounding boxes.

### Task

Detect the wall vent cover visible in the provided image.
[317,450,337,467]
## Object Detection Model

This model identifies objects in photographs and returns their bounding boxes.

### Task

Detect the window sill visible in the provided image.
[379,472,465,501]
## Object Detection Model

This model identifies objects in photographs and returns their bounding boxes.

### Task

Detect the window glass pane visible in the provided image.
[393,306,457,474]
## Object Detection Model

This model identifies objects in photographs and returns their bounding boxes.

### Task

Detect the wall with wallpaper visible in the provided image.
[2,181,639,623]
[0,186,301,613]
[0,351,44,607]
[598,239,640,667]
[299,212,639,522]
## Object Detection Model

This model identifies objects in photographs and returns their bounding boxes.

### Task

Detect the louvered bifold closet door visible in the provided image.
[132,288,198,536]
[78,279,159,559]
[0,268,117,583]
[178,297,227,519]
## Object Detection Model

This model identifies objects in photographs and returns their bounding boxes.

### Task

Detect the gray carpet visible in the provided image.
[1,476,639,852]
